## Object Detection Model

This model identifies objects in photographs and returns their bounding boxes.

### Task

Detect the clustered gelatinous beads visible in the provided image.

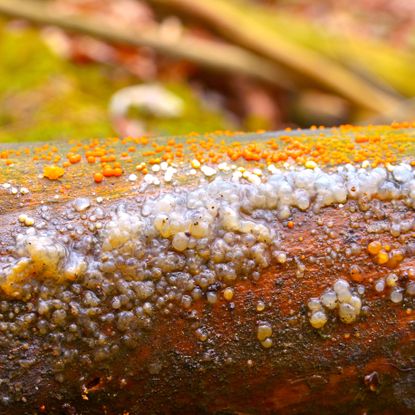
[374,270,415,304]
[308,279,364,329]
[257,322,273,348]
[0,161,414,382]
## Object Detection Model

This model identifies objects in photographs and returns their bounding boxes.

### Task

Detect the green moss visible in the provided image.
[0,22,231,142]
[0,23,123,142]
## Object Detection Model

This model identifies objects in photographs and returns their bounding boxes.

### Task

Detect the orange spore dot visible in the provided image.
[113,167,123,177]
[367,241,382,256]
[93,172,104,183]
[43,165,65,180]
[103,167,113,177]
[376,250,389,265]
[68,154,81,164]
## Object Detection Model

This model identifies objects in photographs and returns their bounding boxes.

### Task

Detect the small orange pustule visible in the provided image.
[43,165,64,180]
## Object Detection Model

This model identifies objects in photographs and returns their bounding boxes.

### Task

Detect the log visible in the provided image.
[0,124,415,414]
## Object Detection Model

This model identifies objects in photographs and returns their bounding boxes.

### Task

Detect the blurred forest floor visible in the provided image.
[1,0,415,142]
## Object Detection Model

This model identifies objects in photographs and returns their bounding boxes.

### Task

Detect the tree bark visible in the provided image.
[0,126,414,414]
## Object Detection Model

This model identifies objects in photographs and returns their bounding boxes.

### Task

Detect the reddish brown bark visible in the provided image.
[0,200,413,414]
[0,127,414,414]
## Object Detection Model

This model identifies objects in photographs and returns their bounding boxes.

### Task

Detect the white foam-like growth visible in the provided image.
[103,208,144,250]
[2,163,415,308]
[0,229,71,296]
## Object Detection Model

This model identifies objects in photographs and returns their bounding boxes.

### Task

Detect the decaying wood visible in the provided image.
[0,126,414,414]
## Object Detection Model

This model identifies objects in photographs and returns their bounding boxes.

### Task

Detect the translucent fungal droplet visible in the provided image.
[261,338,273,348]
[320,290,337,310]
[309,311,327,329]
[307,298,323,312]
[386,273,399,288]
[256,301,265,312]
[257,323,272,341]
[406,281,415,296]
[375,278,385,293]
[223,287,234,301]
[207,292,217,304]
[73,198,91,212]
[172,232,189,252]
[338,303,357,324]
[390,289,403,304]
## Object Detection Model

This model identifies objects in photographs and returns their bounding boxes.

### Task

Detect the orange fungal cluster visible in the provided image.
[0,123,413,186]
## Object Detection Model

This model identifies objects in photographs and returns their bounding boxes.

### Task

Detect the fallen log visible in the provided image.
[0,124,415,414]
